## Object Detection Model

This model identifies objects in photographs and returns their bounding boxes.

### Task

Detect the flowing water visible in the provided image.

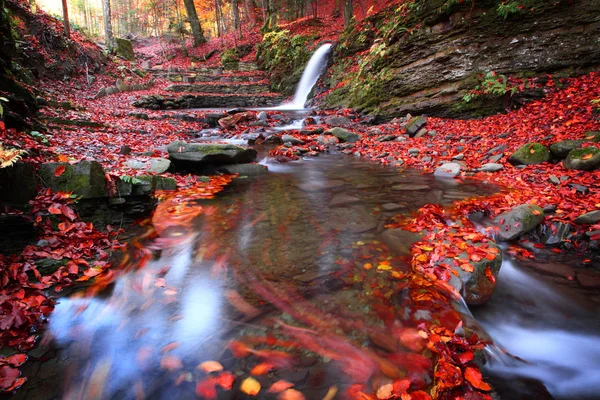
[276,43,333,110]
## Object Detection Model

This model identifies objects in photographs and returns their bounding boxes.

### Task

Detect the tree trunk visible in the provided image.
[343,0,353,27]
[232,0,241,38]
[244,0,257,26]
[102,0,114,50]
[183,0,205,46]
[61,0,70,39]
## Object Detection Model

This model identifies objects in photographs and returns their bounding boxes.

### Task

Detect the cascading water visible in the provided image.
[277,43,333,110]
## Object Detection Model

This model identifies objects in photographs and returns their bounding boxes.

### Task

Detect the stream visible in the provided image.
[7,150,600,400]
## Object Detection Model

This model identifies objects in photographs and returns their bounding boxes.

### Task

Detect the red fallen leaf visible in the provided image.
[393,379,410,394]
[460,263,474,273]
[531,209,541,215]
[228,340,251,358]
[195,377,217,399]
[61,205,77,221]
[197,360,223,373]
[0,365,22,391]
[409,391,432,400]
[464,367,492,391]
[484,267,496,284]
[268,380,294,393]
[4,354,27,367]
[216,371,235,390]
[54,165,66,177]
[457,351,474,364]
[48,204,62,215]
[161,342,179,353]
[278,389,305,400]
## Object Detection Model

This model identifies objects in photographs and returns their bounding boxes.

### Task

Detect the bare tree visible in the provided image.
[343,0,353,27]
[183,0,205,46]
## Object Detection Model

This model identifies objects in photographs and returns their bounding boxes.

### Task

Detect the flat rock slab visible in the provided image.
[329,207,378,233]
[391,184,431,191]
[298,180,346,192]
[167,141,257,168]
[381,229,425,256]
[217,163,268,176]
[381,203,407,212]
[329,194,361,207]
[522,261,575,279]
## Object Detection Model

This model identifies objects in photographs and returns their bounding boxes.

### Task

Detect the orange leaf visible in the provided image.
[278,389,305,400]
[484,266,496,284]
[216,371,235,390]
[459,263,474,272]
[161,342,179,353]
[582,153,593,160]
[464,367,491,391]
[54,165,66,177]
[531,209,541,215]
[198,360,224,373]
[250,362,273,376]
[160,355,183,371]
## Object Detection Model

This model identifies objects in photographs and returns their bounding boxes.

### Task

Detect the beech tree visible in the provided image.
[103,0,114,49]
[183,0,206,46]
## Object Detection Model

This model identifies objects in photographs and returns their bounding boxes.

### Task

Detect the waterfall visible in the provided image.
[278,43,333,110]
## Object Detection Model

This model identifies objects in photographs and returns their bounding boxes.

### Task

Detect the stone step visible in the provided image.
[165,74,265,84]
[166,83,272,95]
[147,62,260,75]
[132,93,285,110]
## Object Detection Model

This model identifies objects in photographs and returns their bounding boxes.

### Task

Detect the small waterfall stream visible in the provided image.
[277,43,333,110]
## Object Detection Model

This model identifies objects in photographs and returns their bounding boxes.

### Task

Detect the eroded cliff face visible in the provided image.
[324,0,600,119]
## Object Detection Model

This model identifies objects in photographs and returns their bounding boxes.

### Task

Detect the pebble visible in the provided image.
[549,175,560,185]
[479,163,503,172]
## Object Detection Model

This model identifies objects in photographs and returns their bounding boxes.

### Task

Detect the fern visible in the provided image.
[0,144,27,168]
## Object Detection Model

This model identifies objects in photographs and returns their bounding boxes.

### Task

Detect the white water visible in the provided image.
[277,43,333,110]
[476,259,600,399]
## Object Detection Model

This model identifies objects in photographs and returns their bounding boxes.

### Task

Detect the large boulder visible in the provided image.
[550,140,583,158]
[493,204,545,241]
[115,38,135,61]
[325,127,360,143]
[508,143,550,165]
[39,161,107,198]
[324,115,351,126]
[167,141,257,169]
[563,147,600,170]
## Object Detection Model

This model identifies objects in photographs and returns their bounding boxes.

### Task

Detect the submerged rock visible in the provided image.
[329,193,361,207]
[563,147,600,170]
[508,143,550,165]
[167,141,257,169]
[493,204,545,241]
[217,163,268,176]
[381,229,424,256]
[325,127,360,143]
[282,134,305,145]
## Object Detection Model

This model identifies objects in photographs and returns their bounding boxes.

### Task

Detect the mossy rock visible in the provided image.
[115,38,135,61]
[508,142,550,165]
[325,127,360,143]
[550,140,583,158]
[40,161,107,198]
[563,147,600,170]
[493,203,545,241]
[582,131,600,143]
[167,141,257,168]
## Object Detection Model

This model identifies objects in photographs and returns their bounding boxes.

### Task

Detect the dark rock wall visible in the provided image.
[325,0,600,119]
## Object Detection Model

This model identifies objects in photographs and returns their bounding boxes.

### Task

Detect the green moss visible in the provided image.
[583,131,600,143]
[568,146,600,159]
[509,143,550,165]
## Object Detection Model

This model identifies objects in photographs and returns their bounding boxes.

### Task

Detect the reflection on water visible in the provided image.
[15,153,599,400]
[475,260,600,399]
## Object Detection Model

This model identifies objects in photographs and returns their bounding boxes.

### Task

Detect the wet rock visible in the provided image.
[488,153,504,163]
[434,162,461,179]
[167,141,257,169]
[300,127,324,135]
[314,135,339,146]
[39,161,107,199]
[329,194,361,207]
[574,210,600,225]
[375,134,397,142]
[324,115,351,126]
[563,147,600,170]
[257,111,268,121]
[452,153,464,160]
[523,261,575,279]
[124,159,146,169]
[217,163,268,176]
[413,127,428,138]
[568,183,589,194]
[479,163,503,172]
[0,162,37,204]
[298,180,345,192]
[508,143,550,165]
[248,120,268,127]
[226,107,248,114]
[148,158,171,173]
[381,203,406,212]
[282,135,305,145]
[325,127,360,143]
[218,112,255,129]
[548,175,560,185]
[407,148,419,155]
[119,145,132,155]
[550,139,583,158]
[329,206,378,233]
[264,135,283,145]
[493,204,545,241]
[381,229,425,256]
[577,269,600,289]
[392,184,431,191]
[405,115,427,137]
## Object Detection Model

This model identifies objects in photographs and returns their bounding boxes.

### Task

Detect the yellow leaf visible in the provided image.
[415,254,428,263]
[363,263,373,270]
[377,264,392,271]
[240,377,261,396]
[582,153,593,160]
[420,245,434,251]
